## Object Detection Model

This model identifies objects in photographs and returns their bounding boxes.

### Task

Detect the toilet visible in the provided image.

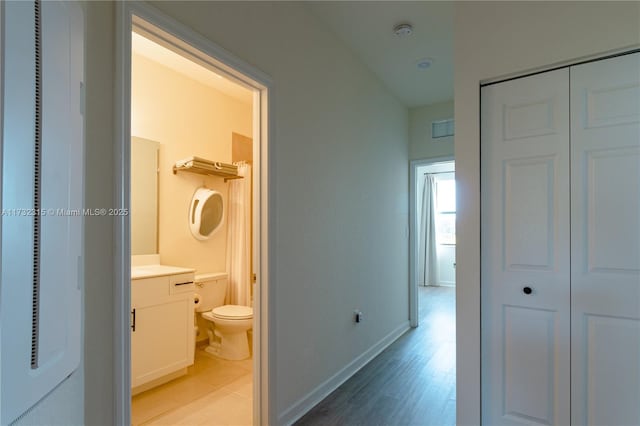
[193,272,253,360]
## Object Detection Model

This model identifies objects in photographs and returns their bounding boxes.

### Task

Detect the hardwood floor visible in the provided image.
[296,286,456,426]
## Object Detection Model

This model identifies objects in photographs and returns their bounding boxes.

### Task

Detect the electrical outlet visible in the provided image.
[354,310,363,323]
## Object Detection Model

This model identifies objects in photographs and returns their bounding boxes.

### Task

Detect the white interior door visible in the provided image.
[570,52,640,426]
[481,68,571,425]
[436,245,455,285]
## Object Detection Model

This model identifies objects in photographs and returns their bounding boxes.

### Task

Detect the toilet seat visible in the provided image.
[210,305,253,320]
[199,305,253,360]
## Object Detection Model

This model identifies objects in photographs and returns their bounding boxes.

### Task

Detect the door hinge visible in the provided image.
[252,273,257,283]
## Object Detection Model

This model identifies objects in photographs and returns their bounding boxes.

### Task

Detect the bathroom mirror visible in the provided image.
[190,187,224,240]
[131,137,160,255]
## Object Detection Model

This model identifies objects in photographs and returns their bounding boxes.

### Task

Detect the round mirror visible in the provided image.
[189,188,224,240]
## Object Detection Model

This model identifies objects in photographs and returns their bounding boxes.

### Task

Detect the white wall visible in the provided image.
[83,1,116,424]
[454,1,640,424]
[409,100,454,160]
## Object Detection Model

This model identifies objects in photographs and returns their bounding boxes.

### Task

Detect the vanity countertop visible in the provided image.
[131,264,195,280]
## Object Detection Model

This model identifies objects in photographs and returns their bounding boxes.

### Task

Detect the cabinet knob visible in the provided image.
[523,286,533,295]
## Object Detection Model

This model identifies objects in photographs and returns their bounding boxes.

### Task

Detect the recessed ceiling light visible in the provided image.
[416,57,434,70]
[393,23,413,37]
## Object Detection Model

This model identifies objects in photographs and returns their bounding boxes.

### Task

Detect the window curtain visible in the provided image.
[418,174,439,286]
[226,162,252,306]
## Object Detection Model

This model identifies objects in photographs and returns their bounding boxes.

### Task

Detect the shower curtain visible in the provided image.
[226,162,252,306]
[418,174,439,286]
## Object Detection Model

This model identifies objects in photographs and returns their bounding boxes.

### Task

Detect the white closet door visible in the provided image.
[570,52,640,426]
[481,68,570,425]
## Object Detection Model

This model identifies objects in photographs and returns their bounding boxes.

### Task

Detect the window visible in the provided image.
[436,177,456,245]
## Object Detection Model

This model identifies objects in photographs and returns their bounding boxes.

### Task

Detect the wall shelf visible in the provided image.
[173,157,242,182]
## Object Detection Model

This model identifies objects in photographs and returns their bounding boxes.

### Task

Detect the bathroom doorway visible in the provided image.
[116,4,272,425]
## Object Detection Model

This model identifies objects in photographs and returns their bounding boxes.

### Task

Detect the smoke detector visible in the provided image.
[393,23,413,37]
[416,57,434,70]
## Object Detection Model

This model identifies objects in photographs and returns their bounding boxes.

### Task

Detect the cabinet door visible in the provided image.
[131,297,193,388]
[481,68,570,425]
[570,52,640,426]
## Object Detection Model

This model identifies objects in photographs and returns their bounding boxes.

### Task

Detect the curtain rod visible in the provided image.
[423,171,455,175]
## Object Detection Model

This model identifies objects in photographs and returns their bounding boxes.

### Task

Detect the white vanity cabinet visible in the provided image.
[131,269,195,389]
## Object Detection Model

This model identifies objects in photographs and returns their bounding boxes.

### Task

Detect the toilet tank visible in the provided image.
[194,272,228,312]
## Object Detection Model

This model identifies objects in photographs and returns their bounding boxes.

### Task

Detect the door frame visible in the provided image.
[409,155,454,327]
[115,2,274,424]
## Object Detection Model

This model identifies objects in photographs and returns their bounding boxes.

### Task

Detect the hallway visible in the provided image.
[296,286,456,426]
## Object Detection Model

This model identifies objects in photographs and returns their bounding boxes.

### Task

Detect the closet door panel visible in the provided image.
[571,52,640,426]
[481,68,570,426]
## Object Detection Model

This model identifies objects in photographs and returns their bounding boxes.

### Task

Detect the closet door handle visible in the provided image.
[523,286,533,295]
[131,309,136,332]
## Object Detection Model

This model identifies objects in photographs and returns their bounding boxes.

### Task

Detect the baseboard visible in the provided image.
[278,320,411,425]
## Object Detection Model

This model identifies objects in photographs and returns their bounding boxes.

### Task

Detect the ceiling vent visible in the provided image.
[432,119,454,139]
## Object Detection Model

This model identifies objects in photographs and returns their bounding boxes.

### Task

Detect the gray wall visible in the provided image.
[409,100,454,160]
[83,2,117,423]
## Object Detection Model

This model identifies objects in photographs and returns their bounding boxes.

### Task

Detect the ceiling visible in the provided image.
[307,1,453,108]
[132,2,453,109]
[131,32,253,105]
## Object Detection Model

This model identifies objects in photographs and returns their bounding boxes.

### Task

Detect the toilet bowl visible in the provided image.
[193,273,253,361]
[201,305,253,360]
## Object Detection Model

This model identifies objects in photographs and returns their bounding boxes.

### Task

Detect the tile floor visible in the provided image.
[132,346,253,425]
